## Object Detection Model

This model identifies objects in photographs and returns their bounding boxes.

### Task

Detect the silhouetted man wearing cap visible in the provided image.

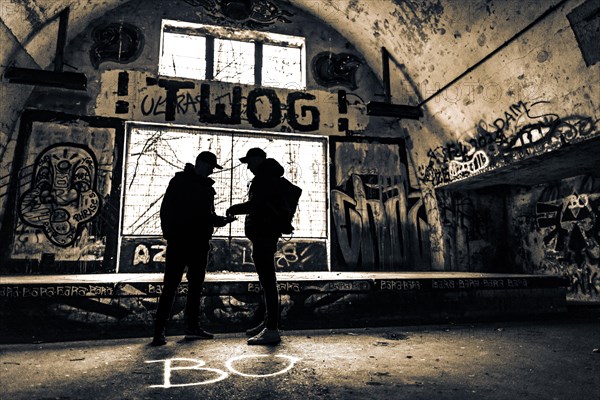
[151,151,234,346]
[227,148,285,345]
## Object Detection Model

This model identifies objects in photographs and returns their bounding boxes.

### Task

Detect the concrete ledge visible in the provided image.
[0,272,569,297]
[0,272,569,343]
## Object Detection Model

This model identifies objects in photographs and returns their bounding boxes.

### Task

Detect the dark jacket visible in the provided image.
[229,158,285,239]
[160,163,218,242]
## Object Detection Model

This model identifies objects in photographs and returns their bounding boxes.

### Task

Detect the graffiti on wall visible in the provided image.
[18,144,101,247]
[534,177,600,299]
[96,70,368,135]
[420,100,599,186]
[331,139,430,270]
[11,123,116,263]
[0,111,125,273]
[0,274,566,347]
[89,22,144,68]
[183,0,293,27]
[119,237,328,273]
[312,52,362,90]
[537,192,599,266]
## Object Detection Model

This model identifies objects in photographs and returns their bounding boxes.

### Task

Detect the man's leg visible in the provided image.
[184,240,213,340]
[248,236,281,345]
[151,242,186,345]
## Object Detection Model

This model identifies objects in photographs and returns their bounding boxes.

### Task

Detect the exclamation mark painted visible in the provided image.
[337,90,348,132]
[115,71,129,114]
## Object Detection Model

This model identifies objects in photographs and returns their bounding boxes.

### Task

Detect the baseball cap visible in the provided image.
[239,148,267,163]
[196,151,223,169]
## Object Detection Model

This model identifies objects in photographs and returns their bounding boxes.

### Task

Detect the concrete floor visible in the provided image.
[1,311,599,400]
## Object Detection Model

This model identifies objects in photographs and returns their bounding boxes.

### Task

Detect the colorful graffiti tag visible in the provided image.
[330,139,430,270]
[531,176,600,300]
[420,100,599,186]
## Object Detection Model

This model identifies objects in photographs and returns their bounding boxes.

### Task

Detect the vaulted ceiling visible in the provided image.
[1,0,548,107]
[2,0,596,173]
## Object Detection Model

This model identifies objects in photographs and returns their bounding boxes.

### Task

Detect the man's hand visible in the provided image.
[213,215,236,228]
[226,204,244,217]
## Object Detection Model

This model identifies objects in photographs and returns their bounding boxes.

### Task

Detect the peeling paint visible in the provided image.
[477,33,486,47]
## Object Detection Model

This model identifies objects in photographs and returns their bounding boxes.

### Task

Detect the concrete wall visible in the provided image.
[509,175,600,302]
[401,0,600,301]
[0,0,430,274]
[293,1,599,281]
[0,274,569,342]
[0,0,598,301]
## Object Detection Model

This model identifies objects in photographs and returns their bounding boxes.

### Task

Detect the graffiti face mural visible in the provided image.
[19,144,101,247]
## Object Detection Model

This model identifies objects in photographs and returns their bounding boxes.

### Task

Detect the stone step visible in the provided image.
[0,272,570,342]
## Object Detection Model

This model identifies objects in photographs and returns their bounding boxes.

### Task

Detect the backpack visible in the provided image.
[276,177,302,234]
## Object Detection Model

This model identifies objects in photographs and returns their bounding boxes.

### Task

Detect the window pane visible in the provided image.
[122,126,231,236]
[122,125,327,239]
[262,44,304,89]
[230,134,327,238]
[214,38,255,85]
[159,32,206,80]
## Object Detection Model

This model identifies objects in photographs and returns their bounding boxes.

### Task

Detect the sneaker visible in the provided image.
[247,328,281,345]
[184,326,214,341]
[150,335,167,346]
[150,327,167,346]
[245,322,265,337]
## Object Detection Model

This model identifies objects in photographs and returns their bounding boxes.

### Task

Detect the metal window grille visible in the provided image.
[121,123,328,239]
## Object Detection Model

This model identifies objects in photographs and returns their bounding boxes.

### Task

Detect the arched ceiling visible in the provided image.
[292,0,545,105]
[3,0,593,170]
[2,0,545,106]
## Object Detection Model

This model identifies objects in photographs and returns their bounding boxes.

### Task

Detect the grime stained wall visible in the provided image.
[1,0,598,281]
[399,0,600,279]
[1,0,437,274]
[293,0,599,275]
[509,175,600,302]
[405,0,600,188]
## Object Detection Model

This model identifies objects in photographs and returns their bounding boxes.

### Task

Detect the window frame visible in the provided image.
[159,19,306,89]
[120,122,329,240]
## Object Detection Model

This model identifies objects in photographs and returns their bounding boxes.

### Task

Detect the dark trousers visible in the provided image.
[250,236,280,330]
[154,240,210,330]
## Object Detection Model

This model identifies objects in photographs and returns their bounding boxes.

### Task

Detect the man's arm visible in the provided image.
[159,179,178,240]
[226,201,252,216]
[227,177,281,216]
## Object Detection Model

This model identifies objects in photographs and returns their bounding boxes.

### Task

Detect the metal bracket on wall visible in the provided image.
[3,7,87,91]
[366,47,423,120]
